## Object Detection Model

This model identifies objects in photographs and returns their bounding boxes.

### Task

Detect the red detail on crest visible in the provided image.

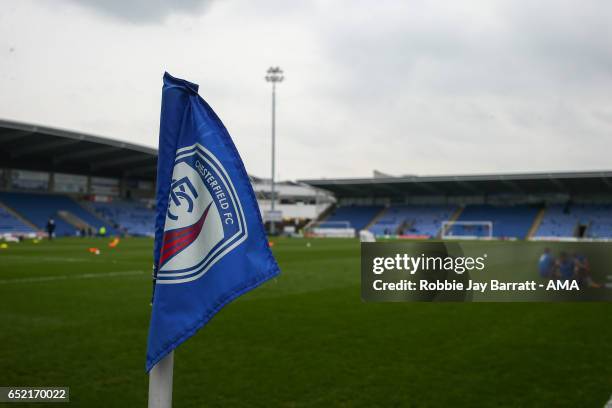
[159,202,213,267]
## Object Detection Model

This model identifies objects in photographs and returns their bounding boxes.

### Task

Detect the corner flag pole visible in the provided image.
[148,351,174,408]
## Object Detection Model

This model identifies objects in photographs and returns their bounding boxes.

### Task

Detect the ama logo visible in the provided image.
[156,143,248,284]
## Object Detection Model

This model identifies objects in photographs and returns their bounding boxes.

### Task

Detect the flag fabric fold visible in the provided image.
[146,72,280,372]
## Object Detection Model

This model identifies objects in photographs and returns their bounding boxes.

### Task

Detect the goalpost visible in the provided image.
[441,220,493,240]
[304,220,355,238]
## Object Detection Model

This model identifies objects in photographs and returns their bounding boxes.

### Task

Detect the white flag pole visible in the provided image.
[148,351,174,408]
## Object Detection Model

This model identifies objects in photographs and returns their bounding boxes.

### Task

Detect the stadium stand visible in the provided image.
[535,203,612,239]
[0,205,36,234]
[368,204,456,237]
[2,119,612,241]
[306,199,612,241]
[318,205,383,231]
[0,192,115,237]
[584,204,612,238]
[534,204,575,238]
[88,201,154,237]
[448,204,540,239]
[301,171,612,240]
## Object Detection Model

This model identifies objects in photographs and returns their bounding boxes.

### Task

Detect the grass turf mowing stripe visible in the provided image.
[0,270,145,284]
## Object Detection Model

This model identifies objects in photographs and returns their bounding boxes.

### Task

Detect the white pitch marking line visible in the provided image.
[604,393,612,408]
[0,270,145,285]
[1,255,142,264]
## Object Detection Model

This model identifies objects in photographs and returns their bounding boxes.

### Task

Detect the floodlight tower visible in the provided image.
[265,66,284,235]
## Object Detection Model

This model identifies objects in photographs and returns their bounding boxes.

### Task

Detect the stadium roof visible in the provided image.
[300,171,612,198]
[0,119,157,180]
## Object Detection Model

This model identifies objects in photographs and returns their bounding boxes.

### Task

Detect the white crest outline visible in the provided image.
[156,143,248,284]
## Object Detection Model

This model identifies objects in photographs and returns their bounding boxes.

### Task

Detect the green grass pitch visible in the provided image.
[0,237,610,407]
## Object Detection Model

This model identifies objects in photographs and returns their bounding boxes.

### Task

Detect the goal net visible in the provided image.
[441,220,493,240]
[304,220,355,238]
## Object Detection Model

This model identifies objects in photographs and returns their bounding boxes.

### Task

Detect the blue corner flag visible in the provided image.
[146,72,280,372]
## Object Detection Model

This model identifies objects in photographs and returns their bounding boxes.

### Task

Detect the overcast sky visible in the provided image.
[1,0,611,180]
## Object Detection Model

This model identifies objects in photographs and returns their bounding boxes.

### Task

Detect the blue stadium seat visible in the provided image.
[88,201,154,237]
[0,205,36,234]
[535,203,612,238]
[583,204,612,238]
[368,204,456,237]
[319,205,383,231]
[535,204,575,237]
[0,192,115,237]
[453,204,539,239]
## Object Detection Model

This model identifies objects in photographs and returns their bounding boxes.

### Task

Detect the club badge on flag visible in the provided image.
[146,72,280,372]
